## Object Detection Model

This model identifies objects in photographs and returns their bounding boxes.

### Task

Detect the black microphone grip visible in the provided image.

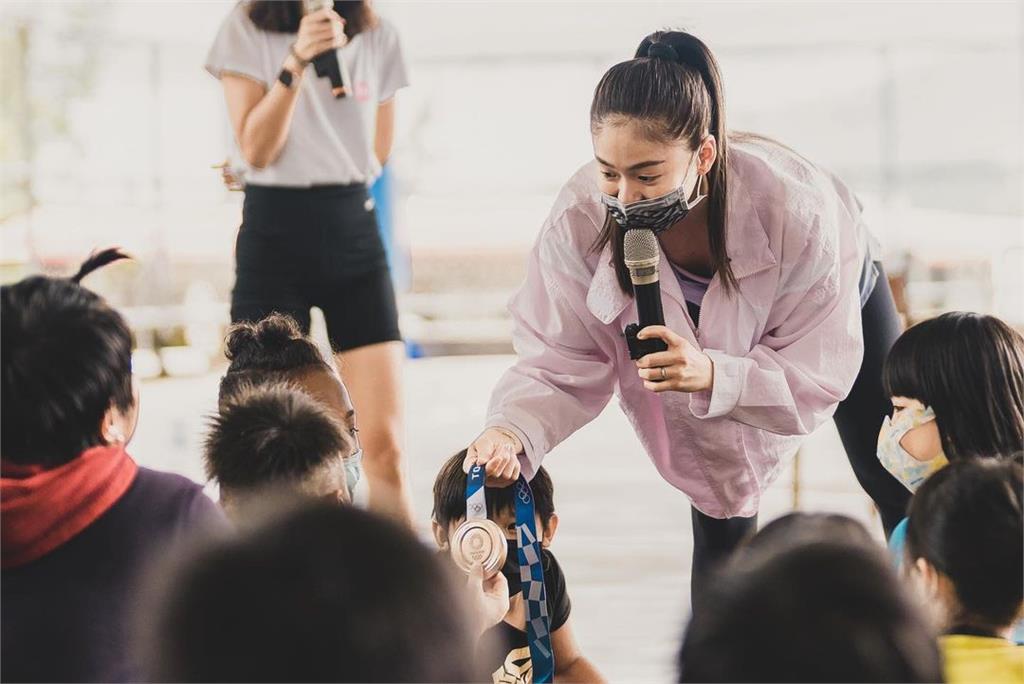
[625,281,669,360]
[312,50,347,98]
[635,281,665,329]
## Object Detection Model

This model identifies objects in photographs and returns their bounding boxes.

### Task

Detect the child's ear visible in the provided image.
[99,405,126,445]
[431,519,450,551]
[540,512,559,548]
[914,557,940,598]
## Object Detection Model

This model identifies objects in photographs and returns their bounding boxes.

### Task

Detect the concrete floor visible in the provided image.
[131,355,881,683]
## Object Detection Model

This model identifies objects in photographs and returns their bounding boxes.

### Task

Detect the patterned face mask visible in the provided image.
[601,152,706,233]
[877,402,949,492]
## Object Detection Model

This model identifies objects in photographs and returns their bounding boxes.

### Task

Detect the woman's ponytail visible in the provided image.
[592,30,737,294]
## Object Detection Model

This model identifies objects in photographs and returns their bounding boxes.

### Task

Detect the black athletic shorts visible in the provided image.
[232,183,402,352]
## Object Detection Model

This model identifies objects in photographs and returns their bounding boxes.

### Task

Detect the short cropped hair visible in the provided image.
[432,449,555,532]
[2,249,134,466]
[204,383,350,493]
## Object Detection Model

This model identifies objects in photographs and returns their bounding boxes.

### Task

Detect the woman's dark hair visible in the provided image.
[905,456,1024,631]
[248,1,375,37]
[882,311,1024,461]
[147,500,477,682]
[678,540,941,683]
[590,31,736,296]
[432,449,555,532]
[204,383,350,492]
[1,249,134,467]
[218,313,331,405]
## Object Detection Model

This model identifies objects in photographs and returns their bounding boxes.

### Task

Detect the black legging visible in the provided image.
[689,266,908,599]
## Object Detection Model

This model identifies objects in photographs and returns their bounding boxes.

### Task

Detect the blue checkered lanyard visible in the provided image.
[466,465,555,683]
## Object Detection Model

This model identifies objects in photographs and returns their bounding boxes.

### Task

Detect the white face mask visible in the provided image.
[877,403,949,492]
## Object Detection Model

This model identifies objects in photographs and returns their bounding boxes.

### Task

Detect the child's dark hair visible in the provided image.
[204,383,350,492]
[590,30,736,296]
[882,311,1024,461]
[147,500,477,682]
[738,512,877,561]
[679,540,941,683]
[2,249,133,466]
[432,449,555,532]
[218,314,331,405]
[905,456,1024,631]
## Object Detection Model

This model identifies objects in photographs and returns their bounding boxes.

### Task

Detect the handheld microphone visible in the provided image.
[623,228,669,360]
[303,0,350,99]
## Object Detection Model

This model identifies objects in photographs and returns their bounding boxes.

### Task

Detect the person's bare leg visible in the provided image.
[334,340,411,524]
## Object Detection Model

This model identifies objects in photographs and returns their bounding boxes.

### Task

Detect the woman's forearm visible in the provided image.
[226,9,345,170]
[238,77,303,169]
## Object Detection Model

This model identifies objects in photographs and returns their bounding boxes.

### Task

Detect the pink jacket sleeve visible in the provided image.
[485,234,617,479]
[689,213,865,436]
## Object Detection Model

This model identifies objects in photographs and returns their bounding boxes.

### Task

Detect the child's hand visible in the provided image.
[466,562,510,636]
[465,428,522,487]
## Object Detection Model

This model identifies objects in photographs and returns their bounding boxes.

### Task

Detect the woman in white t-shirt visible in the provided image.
[206,1,412,523]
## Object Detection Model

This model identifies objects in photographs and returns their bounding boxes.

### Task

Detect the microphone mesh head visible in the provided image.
[624,229,659,263]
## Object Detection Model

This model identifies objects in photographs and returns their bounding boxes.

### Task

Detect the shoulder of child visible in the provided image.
[542,549,572,632]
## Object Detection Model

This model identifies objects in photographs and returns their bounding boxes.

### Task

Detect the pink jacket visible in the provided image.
[486,138,871,518]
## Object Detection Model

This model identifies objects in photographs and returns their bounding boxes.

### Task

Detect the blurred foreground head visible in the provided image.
[679,531,941,682]
[147,499,477,682]
[735,511,877,561]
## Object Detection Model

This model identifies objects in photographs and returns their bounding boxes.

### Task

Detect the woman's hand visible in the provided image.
[212,160,244,191]
[292,8,347,63]
[635,325,715,393]
[464,428,522,488]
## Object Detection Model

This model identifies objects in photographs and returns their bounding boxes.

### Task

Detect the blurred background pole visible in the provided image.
[878,43,897,209]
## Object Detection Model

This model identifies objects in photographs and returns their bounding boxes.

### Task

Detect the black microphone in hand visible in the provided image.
[623,228,669,360]
[303,0,350,99]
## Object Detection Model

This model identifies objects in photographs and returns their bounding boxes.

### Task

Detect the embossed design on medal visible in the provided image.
[451,517,507,578]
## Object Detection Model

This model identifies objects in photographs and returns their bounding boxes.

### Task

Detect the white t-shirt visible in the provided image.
[205,1,409,187]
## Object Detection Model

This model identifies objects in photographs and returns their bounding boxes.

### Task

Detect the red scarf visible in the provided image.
[1,445,138,569]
